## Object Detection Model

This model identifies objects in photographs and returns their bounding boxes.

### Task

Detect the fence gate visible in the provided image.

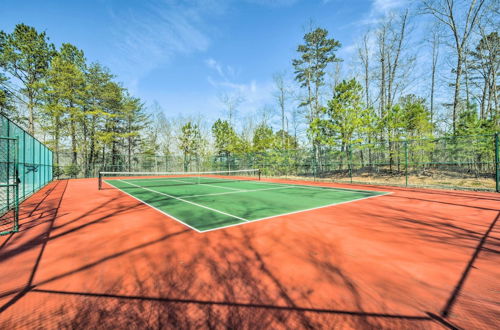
[0,136,19,235]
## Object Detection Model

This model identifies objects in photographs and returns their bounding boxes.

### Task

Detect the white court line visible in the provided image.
[102,180,203,233]
[114,175,384,195]
[164,178,243,191]
[119,177,245,191]
[105,179,293,199]
[233,179,387,194]
[116,179,249,222]
[113,176,325,194]
[104,178,390,234]
[181,185,294,199]
[200,191,392,233]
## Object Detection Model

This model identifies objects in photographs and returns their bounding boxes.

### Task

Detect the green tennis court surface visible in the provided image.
[104,176,388,232]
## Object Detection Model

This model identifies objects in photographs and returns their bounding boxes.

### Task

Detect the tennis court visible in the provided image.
[101,170,388,232]
[1,174,499,329]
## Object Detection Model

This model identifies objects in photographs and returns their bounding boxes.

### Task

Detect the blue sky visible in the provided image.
[0,0,408,122]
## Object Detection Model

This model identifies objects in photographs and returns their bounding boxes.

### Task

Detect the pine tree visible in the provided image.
[179,122,203,171]
[0,24,55,134]
[292,27,341,168]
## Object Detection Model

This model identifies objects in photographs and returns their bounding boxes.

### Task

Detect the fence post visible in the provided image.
[404,140,408,187]
[348,145,353,184]
[495,133,499,193]
[14,137,19,232]
[6,120,10,210]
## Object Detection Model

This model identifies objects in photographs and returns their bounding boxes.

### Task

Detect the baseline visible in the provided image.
[200,190,391,233]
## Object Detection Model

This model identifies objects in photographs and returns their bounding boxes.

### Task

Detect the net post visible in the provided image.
[258,169,261,181]
[98,172,102,190]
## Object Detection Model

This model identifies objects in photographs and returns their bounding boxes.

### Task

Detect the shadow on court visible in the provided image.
[0,177,498,329]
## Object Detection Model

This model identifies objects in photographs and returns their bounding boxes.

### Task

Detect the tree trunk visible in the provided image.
[452,55,463,134]
[488,69,496,120]
[88,116,96,176]
[430,33,438,125]
[82,112,89,177]
[183,152,188,172]
[112,141,119,169]
[54,116,60,166]
[28,93,35,135]
[281,97,285,148]
[102,145,106,171]
[71,123,77,165]
[128,135,132,172]
[380,54,386,118]
[480,78,488,119]
[464,56,470,107]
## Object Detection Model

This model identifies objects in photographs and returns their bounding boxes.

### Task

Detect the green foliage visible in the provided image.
[380,94,434,142]
[398,94,433,137]
[252,124,274,152]
[59,43,86,70]
[275,129,298,150]
[292,27,341,92]
[212,119,239,155]
[0,72,15,116]
[468,31,499,121]
[0,24,56,133]
[52,164,65,178]
[64,163,80,178]
[292,27,342,118]
[0,24,55,80]
[43,47,86,165]
[179,122,204,171]
[456,106,495,136]
[310,79,370,149]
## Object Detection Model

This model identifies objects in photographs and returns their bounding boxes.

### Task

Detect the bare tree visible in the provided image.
[358,33,372,108]
[375,11,414,127]
[240,113,256,151]
[386,10,411,112]
[218,92,244,125]
[430,28,441,124]
[273,71,292,148]
[472,26,499,120]
[377,23,387,118]
[327,62,343,98]
[421,0,488,133]
[257,104,274,127]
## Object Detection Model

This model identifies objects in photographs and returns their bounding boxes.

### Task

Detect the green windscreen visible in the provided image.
[0,114,53,235]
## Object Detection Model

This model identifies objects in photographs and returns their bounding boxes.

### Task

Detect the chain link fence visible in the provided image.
[0,114,53,235]
[57,133,499,192]
[213,134,499,192]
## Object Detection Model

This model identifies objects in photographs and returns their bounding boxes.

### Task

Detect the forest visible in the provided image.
[0,0,498,189]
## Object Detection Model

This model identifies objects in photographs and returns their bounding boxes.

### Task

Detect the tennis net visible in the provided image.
[98,169,261,190]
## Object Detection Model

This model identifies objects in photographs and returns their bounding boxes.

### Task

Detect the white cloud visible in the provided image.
[373,0,407,14]
[107,0,218,83]
[204,57,238,81]
[207,72,275,119]
[205,58,224,76]
[358,0,409,25]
